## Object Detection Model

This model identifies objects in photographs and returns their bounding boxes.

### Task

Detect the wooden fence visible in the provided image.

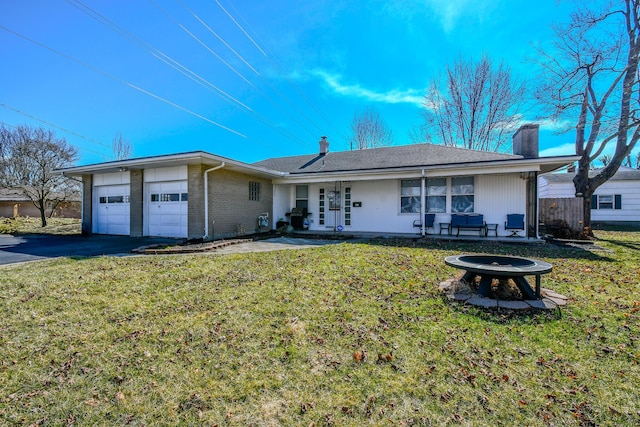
[539,198,584,232]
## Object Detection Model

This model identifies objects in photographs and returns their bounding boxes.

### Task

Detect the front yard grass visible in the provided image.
[0,217,81,235]
[1,230,639,426]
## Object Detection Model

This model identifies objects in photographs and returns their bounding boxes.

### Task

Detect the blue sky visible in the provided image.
[0,0,609,166]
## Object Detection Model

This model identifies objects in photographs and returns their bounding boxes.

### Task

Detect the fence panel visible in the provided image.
[539,198,584,232]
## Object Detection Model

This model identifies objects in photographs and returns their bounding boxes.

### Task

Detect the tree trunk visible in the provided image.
[582,193,592,236]
[38,200,47,227]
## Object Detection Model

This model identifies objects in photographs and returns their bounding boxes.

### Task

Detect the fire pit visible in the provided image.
[444,254,552,300]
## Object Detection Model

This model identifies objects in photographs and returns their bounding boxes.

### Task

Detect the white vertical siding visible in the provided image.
[475,174,526,236]
[269,173,530,235]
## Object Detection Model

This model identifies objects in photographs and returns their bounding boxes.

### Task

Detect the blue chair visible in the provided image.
[505,214,525,237]
[413,213,436,234]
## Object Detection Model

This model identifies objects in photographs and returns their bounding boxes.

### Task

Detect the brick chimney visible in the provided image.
[512,124,539,158]
[319,136,329,155]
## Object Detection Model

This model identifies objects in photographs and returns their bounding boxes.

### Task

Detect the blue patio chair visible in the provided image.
[505,214,525,237]
[413,213,436,234]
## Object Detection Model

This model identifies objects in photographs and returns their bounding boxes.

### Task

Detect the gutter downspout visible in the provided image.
[203,162,225,239]
[421,169,426,237]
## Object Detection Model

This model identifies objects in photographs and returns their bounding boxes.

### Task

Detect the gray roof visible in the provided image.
[542,167,640,183]
[0,188,30,202]
[253,143,521,174]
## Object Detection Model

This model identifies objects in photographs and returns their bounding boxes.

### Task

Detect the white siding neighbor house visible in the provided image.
[539,166,640,225]
[61,125,577,239]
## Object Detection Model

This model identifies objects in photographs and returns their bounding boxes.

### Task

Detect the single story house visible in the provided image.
[538,166,640,225]
[60,124,578,239]
[0,188,81,219]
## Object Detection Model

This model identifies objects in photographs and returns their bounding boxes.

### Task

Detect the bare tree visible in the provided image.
[412,55,525,152]
[348,108,395,150]
[535,0,640,230]
[599,154,612,166]
[112,131,132,160]
[0,125,79,227]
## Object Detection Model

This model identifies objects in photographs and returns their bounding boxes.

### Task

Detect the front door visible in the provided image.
[325,190,341,230]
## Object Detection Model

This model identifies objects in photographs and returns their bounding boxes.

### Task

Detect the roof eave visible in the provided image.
[57,151,286,178]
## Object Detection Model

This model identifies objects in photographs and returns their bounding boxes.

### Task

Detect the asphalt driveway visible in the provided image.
[0,234,179,266]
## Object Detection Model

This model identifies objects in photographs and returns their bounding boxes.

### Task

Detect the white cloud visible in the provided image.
[311,70,425,107]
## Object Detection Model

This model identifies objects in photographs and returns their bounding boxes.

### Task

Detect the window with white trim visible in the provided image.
[592,194,621,210]
[400,179,421,213]
[451,176,474,213]
[295,185,308,210]
[426,178,446,213]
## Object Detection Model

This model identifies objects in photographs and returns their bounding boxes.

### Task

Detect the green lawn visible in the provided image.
[1,231,639,426]
[0,217,81,235]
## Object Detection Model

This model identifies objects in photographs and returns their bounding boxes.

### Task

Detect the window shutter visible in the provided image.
[615,194,622,210]
[591,195,598,209]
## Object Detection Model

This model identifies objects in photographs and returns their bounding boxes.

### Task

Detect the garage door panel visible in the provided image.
[95,185,130,236]
[147,180,188,238]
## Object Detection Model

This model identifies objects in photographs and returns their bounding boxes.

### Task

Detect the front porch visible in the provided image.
[289,229,544,244]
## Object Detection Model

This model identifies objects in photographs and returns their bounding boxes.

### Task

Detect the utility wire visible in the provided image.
[215,0,334,137]
[66,0,252,112]
[147,0,316,148]
[147,0,254,86]
[176,0,259,75]
[0,24,247,138]
[67,0,312,149]
[171,0,319,141]
[0,103,110,149]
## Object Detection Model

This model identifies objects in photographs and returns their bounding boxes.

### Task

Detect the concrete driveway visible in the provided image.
[0,234,179,266]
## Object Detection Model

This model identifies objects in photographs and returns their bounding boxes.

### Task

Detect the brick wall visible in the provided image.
[82,174,93,235]
[187,164,205,239]
[209,168,273,238]
[130,169,143,237]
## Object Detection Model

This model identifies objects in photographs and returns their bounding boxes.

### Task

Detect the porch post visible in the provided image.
[421,170,426,236]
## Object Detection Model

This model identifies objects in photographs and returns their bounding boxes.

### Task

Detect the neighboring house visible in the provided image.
[60,125,577,239]
[539,166,640,224]
[0,188,81,219]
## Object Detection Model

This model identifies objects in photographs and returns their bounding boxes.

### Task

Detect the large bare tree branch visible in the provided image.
[535,0,640,231]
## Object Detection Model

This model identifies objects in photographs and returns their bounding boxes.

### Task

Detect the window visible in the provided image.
[451,176,474,213]
[344,187,351,226]
[249,181,260,201]
[400,179,421,213]
[101,195,129,204]
[592,194,622,210]
[151,193,187,202]
[328,190,341,210]
[426,178,446,213]
[295,185,308,210]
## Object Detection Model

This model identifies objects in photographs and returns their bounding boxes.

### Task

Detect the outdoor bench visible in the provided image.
[450,213,486,237]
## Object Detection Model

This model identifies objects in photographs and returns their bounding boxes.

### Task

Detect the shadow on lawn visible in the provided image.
[365,238,616,262]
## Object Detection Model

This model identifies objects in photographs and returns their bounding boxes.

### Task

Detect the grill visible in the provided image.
[289,207,308,230]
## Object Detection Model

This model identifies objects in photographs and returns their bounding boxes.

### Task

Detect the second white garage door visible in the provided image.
[147,181,188,238]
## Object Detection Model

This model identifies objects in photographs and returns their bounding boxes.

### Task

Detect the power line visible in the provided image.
[0,23,247,139]
[64,0,314,149]
[66,0,252,112]
[0,103,110,149]
[215,0,336,137]
[147,0,254,86]
[145,0,317,148]
[176,0,259,75]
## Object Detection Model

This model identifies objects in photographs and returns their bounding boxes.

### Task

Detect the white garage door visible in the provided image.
[147,181,188,238]
[95,185,130,235]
